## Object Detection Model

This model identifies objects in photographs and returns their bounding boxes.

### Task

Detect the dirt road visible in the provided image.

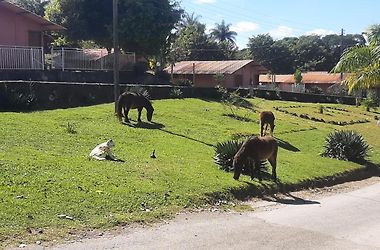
[22,177,380,250]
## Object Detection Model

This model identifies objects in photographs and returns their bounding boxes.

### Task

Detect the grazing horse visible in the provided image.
[233,136,278,181]
[117,91,154,123]
[260,111,275,137]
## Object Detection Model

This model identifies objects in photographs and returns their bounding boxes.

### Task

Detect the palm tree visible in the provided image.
[179,12,201,28]
[210,20,237,44]
[332,24,380,92]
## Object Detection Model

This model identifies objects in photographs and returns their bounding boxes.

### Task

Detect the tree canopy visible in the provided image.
[210,20,237,44]
[9,0,49,16]
[332,24,380,92]
[45,0,182,56]
[247,33,366,74]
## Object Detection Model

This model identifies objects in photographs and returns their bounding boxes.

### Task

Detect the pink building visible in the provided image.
[0,1,64,47]
[166,60,268,88]
[259,72,347,94]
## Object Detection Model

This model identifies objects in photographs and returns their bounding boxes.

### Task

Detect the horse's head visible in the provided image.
[147,106,154,122]
[233,155,243,180]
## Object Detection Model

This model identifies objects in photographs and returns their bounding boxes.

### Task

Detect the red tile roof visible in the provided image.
[165,60,267,75]
[259,72,346,85]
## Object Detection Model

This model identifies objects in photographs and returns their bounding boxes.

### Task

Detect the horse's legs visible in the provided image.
[268,151,277,181]
[264,123,269,136]
[254,160,262,181]
[137,107,143,122]
[270,123,274,137]
[124,107,130,123]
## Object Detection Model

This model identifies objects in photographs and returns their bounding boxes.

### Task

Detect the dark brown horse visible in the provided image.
[233,136,278,181]
[117,92,154,123]
[260,111,275,137]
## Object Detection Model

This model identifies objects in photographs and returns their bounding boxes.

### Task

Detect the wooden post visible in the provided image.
[192,63,195,86]
[113,0,120,112]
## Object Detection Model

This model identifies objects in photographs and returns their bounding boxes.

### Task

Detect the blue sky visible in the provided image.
[179,0,380,49]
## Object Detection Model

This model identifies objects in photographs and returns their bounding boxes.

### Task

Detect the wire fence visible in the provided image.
[0,45,44,70]
[50,48,135,71]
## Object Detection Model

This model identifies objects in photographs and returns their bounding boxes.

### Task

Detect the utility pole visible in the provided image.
[113,0,120,112]
[340,28,344,81]
[192,63,196,86]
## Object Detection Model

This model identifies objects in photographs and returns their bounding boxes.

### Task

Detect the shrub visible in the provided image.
[66,122,77,134]
[214,138,267,174]
[321,130,370,162]
[173,78,193,86]
[170,88,183,99]
[214,139,244,172]
[318,105,324,114]
[362,92,379,111]
[127,86,150,99]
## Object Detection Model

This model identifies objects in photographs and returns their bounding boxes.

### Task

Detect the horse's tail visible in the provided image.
[116,94,124,123]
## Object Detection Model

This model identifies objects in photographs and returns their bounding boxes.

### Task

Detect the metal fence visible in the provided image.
[0,45,44,70]
[50,48,135,71]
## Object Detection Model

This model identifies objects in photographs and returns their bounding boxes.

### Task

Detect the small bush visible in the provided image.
[362,92,379,111]
[173,78,193,86]
[321,130,370,162]
[66,122,77,134]
[127,86,150,99]
[318,105,324,114]
[170,88,183,99]
[214,138,267,174]
[214,139,244,172]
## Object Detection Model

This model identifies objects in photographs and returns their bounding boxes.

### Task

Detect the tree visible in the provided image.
[178,12,201,28]
[248,34,275,68]
[332,24,380,92]
[45,0,182,56]
[247,33,366,74]
[292,35,329,71]
[294,68,302,84]
[9,0,49,16]
[170,18,224,61]
[248,34,295,73]
[210,20,237,44]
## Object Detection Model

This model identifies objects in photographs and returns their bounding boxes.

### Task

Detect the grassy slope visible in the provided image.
[0,98,379,246]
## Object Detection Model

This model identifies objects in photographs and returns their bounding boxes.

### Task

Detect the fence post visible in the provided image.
[30,47,34,69]
[61,47,65,71]
[100,49,104,70]
[41,47,44,70]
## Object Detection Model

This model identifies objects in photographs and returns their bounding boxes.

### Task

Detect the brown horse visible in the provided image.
[260,111,275,137]
[233,136,278,181]
[117,91,154,123]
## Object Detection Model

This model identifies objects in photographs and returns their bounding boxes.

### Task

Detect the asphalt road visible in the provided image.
[24,179,380,250]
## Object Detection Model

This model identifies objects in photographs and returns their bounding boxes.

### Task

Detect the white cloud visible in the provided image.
[269,26,296,39]
[231,22,260,33]
[192,0,216,4]
[304,28,335,36]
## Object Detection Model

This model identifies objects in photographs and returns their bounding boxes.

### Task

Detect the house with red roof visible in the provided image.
[165,60,268,88]
[259,72,347,94]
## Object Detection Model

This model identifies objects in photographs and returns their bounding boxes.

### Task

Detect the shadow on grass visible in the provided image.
[124,121,165,129]
[274,137,300,152]
[158,128,214,147]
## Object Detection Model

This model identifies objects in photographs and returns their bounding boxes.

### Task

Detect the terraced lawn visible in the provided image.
[0,98,379,247]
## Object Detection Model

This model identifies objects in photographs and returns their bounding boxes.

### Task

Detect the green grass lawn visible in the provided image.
[0,98,379,247]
